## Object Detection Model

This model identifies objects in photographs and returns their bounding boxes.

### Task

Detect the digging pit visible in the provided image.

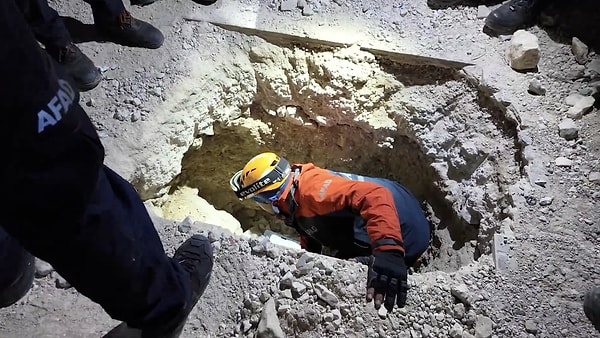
[144,35,521,273]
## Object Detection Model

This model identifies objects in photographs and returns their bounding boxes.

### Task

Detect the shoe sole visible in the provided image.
[97,35,164,50]
[131,0,157,6]
[175,235,214,301]
[78,74,103,92]
[484,21,523,35]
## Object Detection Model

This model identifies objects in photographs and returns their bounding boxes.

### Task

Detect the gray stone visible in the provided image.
[555,157,573,167]
[588,172,600,183]
[477,5,491,19]
[449,323,464,338]
[566,95,595,119]
[34,258,53,278]
[539,197,553,206]
[113,108,129,121]
[256,298,285,338]
[453,303,466,319]
[525,319,538,334]
[315,284,339,307]
[587,59,600,75]
[566,64,586,80]
[280,289,293,299]
[565,93,585,106]
[528,80,546,95]
[280,0,297,11]
[506,30,540,70]
[571,37,589,64]
[177,216,193,233]
[475,315,493,338]
[451,284,473,306]
[302,6,314,16]
[291,281,307,298]
[130,111,142,122]
[279,271,294,289]
[54,273,71,289]
[558,119,579,140]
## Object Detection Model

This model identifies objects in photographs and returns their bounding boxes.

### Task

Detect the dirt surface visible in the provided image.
[1,0,599,337]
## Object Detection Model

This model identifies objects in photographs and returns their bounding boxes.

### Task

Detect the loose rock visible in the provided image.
[528,80,546,95]
[558,119,579,140]
[571,37,589,64]
[555,157,573,167]
[34,259,53,278]
[506,30,540,70]
[256,298,285,338]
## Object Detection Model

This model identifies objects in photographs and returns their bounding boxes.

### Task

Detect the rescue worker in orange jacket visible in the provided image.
[230,152,432,312]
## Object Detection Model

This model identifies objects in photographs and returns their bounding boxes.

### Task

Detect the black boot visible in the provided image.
[484,0,545,34]
[191,0,217,5]
[427,0,500,9]
[95,10,164,49]
[427,0,463,8]
[47,43,102,92]
[585,287,600,332]
[0,249,35,308]
[103,235,213,338]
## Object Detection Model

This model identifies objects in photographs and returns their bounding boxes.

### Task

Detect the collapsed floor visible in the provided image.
[151,40,520,275]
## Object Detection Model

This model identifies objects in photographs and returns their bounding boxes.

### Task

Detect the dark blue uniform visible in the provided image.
[17,0,126,49]
[0,0,190,329]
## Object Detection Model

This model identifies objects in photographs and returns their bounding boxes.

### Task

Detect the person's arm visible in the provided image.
[0,0,104,242]
[296,166,409,312]
[295,167,404,253]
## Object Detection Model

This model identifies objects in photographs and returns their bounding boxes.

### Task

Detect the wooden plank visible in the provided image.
[184,18,473,69]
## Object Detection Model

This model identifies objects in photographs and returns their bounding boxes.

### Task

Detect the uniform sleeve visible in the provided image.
[0,1,104,229]
[296,168,404,253]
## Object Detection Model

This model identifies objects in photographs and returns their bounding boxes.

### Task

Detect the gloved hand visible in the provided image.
[366,250,408,312]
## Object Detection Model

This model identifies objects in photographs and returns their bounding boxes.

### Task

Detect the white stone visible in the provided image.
[280,0,297,11]
[474,315,493,338]
[555,157,573,167]
[506,30,540,70]
[477,5,491,19]
[566,96,595,119]
[565,93,585,106]
[589,172,600,183]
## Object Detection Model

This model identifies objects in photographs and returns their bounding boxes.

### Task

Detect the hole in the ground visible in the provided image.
[157,42,519,273]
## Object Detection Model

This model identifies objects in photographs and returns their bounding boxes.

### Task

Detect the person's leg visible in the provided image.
[0,228,35,308]
[16,0,101,91]
[1,4,211,333]
[83,0,164,49]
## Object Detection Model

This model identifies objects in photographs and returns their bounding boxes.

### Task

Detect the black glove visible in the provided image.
[366,250,408,311]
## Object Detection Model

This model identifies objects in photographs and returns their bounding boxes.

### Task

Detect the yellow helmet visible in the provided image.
[230,152,291,201]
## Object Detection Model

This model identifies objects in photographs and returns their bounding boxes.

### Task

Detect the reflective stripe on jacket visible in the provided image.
[275,163,431,260]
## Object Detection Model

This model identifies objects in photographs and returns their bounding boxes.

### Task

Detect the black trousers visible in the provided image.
[0,0,189,329]
[16,0,126,48]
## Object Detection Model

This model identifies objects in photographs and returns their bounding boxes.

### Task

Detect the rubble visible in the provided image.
[0,1,599,338]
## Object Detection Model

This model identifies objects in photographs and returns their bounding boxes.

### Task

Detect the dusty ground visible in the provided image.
[0,0,599,337]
